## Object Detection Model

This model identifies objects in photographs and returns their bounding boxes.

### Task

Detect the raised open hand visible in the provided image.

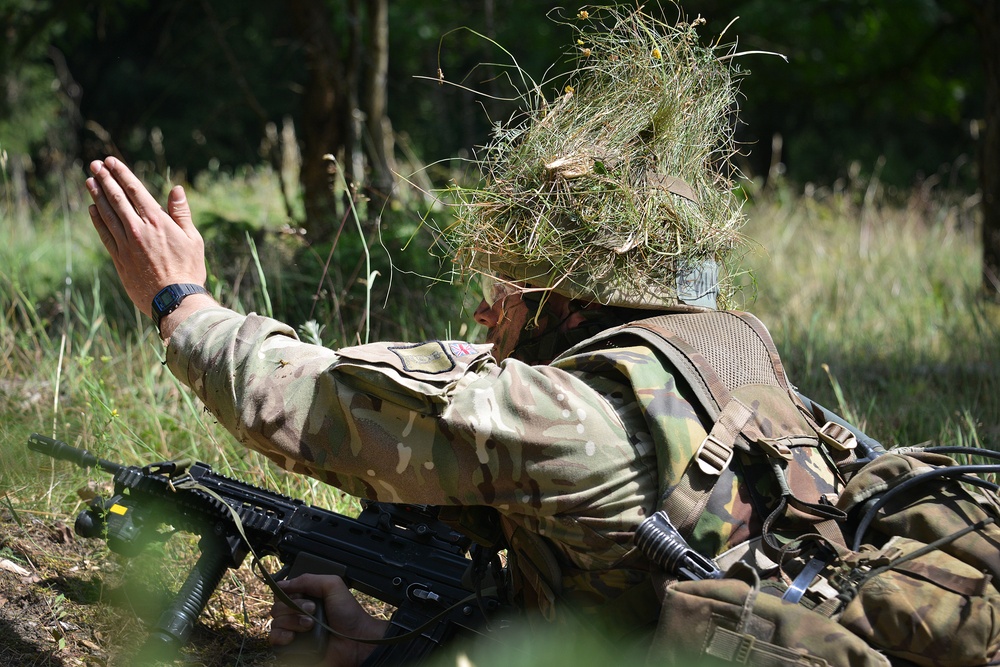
[86,157,207,319]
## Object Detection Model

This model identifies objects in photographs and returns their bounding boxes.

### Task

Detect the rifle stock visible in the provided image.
[27,434,511,665]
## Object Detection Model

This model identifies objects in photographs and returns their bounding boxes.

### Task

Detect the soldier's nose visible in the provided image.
[474,300,499,327]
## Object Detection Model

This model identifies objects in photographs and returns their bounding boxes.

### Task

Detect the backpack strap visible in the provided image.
[663,397,758,535]
[624,313,812,534]
[563,311,849,549]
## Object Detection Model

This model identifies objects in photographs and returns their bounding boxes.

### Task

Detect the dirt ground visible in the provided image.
[0,505,282,667]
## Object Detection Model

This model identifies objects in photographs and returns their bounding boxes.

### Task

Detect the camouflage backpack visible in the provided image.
[576,310,1000,667]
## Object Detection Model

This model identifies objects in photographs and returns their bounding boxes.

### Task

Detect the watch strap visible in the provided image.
[151,283,209,332]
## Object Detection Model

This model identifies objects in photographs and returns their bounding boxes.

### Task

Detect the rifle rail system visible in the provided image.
[27,434,511,665]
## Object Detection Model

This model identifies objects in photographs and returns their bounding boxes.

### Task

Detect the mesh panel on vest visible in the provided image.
[641,313,781,391]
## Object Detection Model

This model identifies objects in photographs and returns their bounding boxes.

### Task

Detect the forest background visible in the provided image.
[0,1,998,664]
[3,0,999,537]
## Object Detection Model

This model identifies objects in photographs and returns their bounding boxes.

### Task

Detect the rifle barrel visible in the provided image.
[28,433,124,474]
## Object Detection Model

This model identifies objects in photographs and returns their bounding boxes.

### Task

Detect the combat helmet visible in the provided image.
[446,7,748,311]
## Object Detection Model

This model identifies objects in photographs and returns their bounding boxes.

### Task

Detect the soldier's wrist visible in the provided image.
[157,294,218,342]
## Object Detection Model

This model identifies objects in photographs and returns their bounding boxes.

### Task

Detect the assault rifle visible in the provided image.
[27,433,512,665]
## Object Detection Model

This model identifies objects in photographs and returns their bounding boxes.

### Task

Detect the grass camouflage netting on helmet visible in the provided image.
[444,6,749,310]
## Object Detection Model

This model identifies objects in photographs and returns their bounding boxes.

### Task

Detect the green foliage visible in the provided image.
[0,0,986,222]
[0,63,63,155]
[183,165,467,348]
[385,1,590,165]
[0,0,126,191]
[683,0,981,187]
[62,0,302,170]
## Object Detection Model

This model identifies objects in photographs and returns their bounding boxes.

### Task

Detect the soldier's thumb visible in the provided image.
[167,185,194,230]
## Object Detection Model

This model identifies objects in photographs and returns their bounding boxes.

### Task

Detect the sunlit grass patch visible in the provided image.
[742,180,995,449]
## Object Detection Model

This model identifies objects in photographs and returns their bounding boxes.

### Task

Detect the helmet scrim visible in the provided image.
[445,6,748,311]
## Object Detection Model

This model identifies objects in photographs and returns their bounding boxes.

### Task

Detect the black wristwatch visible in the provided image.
[151,283,209,332]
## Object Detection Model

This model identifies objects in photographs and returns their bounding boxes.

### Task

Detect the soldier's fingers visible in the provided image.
[270,595,313,617]
[166,185,196,234]
[270,584,317,617]
[88,204,118,256]
[272,609,317,630]
[102,156,164,223]
[268,627,296,646]
[269,597,317,646]
[90,158,153,242]
[275,574,341,605]
[86,170,128,246]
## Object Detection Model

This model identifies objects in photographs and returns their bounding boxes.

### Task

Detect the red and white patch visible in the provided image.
[450,342,476,357]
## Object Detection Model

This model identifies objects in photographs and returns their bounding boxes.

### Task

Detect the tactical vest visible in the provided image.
[480,310,1000,666]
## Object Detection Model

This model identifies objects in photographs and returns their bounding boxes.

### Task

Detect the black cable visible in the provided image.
[852,464,1000,550]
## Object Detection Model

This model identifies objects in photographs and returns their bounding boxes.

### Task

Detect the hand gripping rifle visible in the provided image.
[28,434,511,665]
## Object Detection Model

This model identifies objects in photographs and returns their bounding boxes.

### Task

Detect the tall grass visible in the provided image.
[740,178,996,451]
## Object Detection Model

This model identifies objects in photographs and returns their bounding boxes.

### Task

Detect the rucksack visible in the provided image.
[577,310,1000,667]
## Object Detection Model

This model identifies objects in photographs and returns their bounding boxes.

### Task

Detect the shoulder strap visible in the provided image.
[629,310,794,410]
[625,312,790,534]
[562,311,850,547]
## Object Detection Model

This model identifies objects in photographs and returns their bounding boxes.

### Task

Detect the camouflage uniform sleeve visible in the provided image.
[164,308,657,525]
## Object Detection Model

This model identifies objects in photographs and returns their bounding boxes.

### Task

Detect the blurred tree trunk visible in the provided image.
[289,0,394,242]
[290,0,348,241]
[364,0,395,211]
[345,0,363,196]
[971,0,1000,299]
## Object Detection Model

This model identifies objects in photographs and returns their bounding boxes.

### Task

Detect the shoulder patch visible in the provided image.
[449,342,477,357]
[389,341,456,374]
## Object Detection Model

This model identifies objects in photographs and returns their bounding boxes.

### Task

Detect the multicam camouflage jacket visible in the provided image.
[165,308,763,635]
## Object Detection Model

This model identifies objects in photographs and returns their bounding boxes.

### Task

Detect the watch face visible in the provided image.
[155,291,178,310]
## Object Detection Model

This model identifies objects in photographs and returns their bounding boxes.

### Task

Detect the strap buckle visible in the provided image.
[695,435,734,476]
[819,421,857,451]
[758,439,793,460]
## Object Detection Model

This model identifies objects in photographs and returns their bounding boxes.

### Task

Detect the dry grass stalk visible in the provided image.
[445,5,749,308]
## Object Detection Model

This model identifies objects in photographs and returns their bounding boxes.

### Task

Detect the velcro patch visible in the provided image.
[389,341,455,374]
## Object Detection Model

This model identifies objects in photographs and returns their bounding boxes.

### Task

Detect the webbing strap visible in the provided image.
[705,625,831,666]
[627,319,732,414]
[813,518,849,552]
[700,399,755,474]
[666,399,756,535]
